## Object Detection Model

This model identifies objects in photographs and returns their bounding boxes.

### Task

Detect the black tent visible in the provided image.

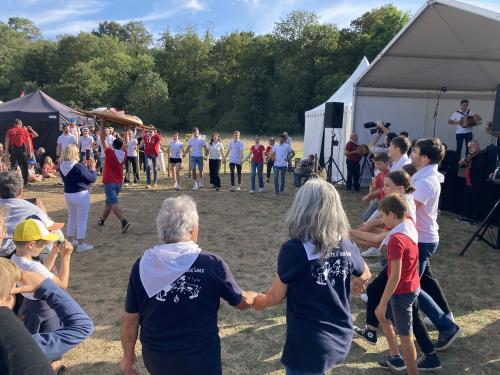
[0,90,79,158]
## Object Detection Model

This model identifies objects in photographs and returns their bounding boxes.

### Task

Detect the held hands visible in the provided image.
[252,293,267,311]
[351,277,367,295]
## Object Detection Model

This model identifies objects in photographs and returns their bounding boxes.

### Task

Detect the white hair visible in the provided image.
[156,196,199,243]
[286,178,350,257]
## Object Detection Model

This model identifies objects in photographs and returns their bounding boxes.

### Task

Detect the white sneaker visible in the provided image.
[236,185,241,191]
[198,180,204,188]
[77,243,94,252]
[175,184,181,190]
[124,183,129,187]
[258,188,264,193]
[361,247,380,258]
[249,190,255,194]
[192,182,198,191]
[360,293,368,303]
[230,186,236,192]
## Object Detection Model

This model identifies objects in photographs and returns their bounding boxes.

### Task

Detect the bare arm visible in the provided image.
[120,312,140,375]
[234,290,258,310]
[253,275,288,311]
[98,120,108,150]
[27,126,39,138]
[42,244,59,272]
[50,241,72,290]
[351,262,372,294]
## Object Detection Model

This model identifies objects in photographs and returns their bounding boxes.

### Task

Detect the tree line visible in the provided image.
[0,6,409,134]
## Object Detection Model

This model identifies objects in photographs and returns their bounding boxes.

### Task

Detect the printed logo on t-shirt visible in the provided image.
[313,259,349,286]
[155,267,204,303]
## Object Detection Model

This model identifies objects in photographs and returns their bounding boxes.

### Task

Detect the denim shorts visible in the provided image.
[104,183,121,205]
[190,156,204,171]
[386,289,419,336]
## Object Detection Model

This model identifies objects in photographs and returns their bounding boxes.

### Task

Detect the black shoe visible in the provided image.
[97,217,105,226]
[121,220,131,233]
[435,324,461,351]
[417,353,442,371]
[353,325,377,345]
[387,355,407,372]
[455,217,470,223]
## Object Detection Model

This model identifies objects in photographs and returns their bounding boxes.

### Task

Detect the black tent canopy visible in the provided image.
[0,90,79,158]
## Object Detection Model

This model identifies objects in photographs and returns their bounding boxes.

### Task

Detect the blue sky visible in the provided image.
[1,0,500,39]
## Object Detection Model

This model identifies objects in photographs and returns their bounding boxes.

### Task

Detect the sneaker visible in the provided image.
[70,240,78,247]
[455,216,470,223]
[121,220,131,233]
[434,324,462,351]
[259,188,264,193]
[424,316,436,328]
[266,178,270,183]
[377,355,391,369]
[417,353,442,371]
[249,190,255,194]
[192,182,198,191]
[353,325,377,345]
[124,183,129,187]
[153,182,158,187]
[387,355,407,372]
[97,217,105,226]
[361,247,380,257]
[175,184,181,191]
[360,293,368,303]
[198,181,204,188]
[146,184,151,189]
[230,186,236,192]
[236,185,241,191]
[77,243,94,252]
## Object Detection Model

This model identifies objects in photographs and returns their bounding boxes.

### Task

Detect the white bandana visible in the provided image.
[113,149,126,163]
[412,164,444,184]
[59,161,76,176]
[381,219,419,248]
[139,241,201,298]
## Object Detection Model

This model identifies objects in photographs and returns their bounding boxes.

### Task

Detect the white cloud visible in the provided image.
[185,0,205,12]
[30,1,107,26]
[43,19,99,35]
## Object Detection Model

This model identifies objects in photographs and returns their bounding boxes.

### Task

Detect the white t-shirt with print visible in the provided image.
[188,137,206,157]
[412,166,441,243]
[273,143,292,167]
[79,135,94,152]
[169,141,184,159]
[227,140,244,164]
[11,255,54,300]
[57,134,77,153]
[450,110,475,135]
[208,141,224,160]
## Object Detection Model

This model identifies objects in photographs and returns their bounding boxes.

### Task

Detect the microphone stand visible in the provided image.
[432,88,444,138]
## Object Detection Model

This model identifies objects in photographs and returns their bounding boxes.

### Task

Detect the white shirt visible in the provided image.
[390,154,411,172]
[97,135,115,157]
[57,133,77,153]
[208,141,224,160]
[227,140,244,164]
[188,136,206,157]
[79,135,94,152]
[273,143,292,167]
[412,164,442,243]
[11,255,54,300]
[450,110,474,134]
[127,138,138,157]
[169,141,184,159]
[405,193,417,222]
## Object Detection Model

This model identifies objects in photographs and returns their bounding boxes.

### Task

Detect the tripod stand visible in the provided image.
[460,197,500,256]
[318,132,346,184]
[359,155,374,184]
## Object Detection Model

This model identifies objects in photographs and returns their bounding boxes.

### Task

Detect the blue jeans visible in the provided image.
[285,367,324,375]
[145,155,158,185]
[417,243,455,332]
[251,161,264,190]
[104,183,121,205]
[274,166,287,193]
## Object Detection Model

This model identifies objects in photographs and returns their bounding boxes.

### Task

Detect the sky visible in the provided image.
[1,0,500,39]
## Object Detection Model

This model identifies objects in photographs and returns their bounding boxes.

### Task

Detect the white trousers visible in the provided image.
[64,190,90,240]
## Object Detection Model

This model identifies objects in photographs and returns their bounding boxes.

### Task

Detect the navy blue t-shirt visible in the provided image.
[125,251,242,375]
[278,239,365,373]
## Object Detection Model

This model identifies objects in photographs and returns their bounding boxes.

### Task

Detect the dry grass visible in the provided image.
[20,137,500,374]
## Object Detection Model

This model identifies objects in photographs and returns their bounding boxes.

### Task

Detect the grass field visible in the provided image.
[19,137,500,374]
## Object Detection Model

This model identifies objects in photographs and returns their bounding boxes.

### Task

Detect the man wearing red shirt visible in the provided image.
[97,120,131,233]
[5,119,31,187]
[344,133,362,191]
[248,136,266,193]
[140,129,162,189]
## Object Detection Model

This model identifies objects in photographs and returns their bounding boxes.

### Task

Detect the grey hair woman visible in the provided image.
[253,178,370,375]
[120,195,257,375]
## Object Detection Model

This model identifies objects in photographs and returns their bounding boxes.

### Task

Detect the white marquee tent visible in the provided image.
[303,57,369,181]
[352,0,500,183]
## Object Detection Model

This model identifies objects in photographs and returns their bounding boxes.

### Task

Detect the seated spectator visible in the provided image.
[0,171,64,257]
[42,157,58,178]
[35,147,46,173]
[293,154,315,187]
[28,161,43,183]
[120,196,257,375]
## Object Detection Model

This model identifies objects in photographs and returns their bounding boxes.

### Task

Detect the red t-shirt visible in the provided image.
[387,233,420,294]
[250,144,265,163]
[345,141,362,162]
[143,132,161,157]
[6,127,30,148]
[374,170,388,199]
[103,147,126,184]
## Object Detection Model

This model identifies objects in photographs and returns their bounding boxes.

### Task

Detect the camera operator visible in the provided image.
[367,122,396,154]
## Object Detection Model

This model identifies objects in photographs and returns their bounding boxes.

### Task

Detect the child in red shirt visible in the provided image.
[375,194,420,375]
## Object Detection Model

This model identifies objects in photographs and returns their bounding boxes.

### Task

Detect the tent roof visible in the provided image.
[0,90,77,119]
[307,57,369,114]
[356,0,500,92]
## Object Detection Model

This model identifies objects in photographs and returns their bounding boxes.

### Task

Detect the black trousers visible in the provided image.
[464,184,488,222]
[456,132,473,158]
[346,159,360,191]
[365,268,435,355]
[10,146,29,185]
[420,262,451,315]
[124,156,139,183]
[209,159,221,188]
[229,163,242,187]
[266,160,274,181]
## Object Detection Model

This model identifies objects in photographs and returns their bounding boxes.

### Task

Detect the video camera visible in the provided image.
[364,121,391,134]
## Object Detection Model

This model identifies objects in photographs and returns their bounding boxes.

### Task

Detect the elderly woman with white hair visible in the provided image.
[253,178,371,375]
[120,196,257,375]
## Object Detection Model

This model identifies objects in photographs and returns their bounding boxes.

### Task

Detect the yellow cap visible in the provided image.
[13,219,60,242]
